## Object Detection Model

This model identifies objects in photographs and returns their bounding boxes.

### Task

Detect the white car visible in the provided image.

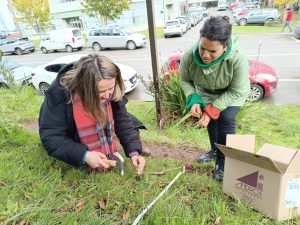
[164,19,185,38]
[0,58,32,87]
[31,54,138,94]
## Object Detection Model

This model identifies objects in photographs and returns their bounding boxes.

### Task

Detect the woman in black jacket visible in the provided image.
[39,54,145,175]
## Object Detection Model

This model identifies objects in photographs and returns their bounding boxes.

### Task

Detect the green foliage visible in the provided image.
[139,73,187,122]
[81,0,131,25]
[11,0,50,33]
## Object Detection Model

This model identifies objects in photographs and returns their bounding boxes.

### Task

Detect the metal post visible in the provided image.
[146,0,163,128]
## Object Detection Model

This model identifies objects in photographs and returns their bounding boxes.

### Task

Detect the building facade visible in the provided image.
[0,0,16,31]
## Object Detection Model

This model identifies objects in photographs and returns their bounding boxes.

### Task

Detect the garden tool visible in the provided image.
[102,152,124,176]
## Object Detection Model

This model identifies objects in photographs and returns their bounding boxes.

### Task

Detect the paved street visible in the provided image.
[5,10,300,104]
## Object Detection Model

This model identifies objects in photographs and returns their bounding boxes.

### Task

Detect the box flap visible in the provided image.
[258,144,297,174]
[286,151,300,173]
[216,144,282,173]
[226,134,255,153]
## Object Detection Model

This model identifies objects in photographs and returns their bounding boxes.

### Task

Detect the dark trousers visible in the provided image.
[207,106,240,165]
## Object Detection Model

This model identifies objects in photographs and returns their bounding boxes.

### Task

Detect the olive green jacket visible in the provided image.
[180,37,250,111]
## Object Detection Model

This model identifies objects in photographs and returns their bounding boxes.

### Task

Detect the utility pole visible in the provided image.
[146,0,163,128]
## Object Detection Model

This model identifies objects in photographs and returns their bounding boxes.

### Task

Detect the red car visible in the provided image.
[163,51,278,102]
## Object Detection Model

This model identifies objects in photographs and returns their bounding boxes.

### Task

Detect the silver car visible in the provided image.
[0,37,35,55]
[294,20,300,38]
[86,26,147,51]
[0,57,33,87]
[235,8,280,26]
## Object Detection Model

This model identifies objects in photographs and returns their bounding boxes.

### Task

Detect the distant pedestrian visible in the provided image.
[281,8,293,32]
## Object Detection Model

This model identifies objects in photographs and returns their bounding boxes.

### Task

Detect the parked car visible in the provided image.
[218,0,227,11]
[0,31,8,39]
[0,57,33,87]
[294,20,300,38]
[86,26,147,51]
[40,28,83,54]
[235,8,280,26]
[31,54,138,94]
[175,16,191,31]
[163,51,278,102]
[164,19,185,38]
[0,37,35,55]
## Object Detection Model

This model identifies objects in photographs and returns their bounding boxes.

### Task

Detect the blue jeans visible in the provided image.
[207,106,240,164]
[281,21,292,32]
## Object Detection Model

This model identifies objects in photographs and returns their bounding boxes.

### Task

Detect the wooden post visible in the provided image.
[146,0,163,128]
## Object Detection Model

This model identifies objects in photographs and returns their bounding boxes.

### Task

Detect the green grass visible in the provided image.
[31,39,41,49]
[139,27,164,39]
[1,87,300,224]
[233,8,300,33]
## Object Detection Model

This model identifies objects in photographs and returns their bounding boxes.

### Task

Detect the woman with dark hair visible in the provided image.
[180,16,250,181]
[39,54,145,175]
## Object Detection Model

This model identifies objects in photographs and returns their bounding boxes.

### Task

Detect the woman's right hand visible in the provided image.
[191,104,202,118]
[84,151,109,169]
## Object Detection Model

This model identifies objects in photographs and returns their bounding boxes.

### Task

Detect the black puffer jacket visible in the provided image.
[39,63,145,167]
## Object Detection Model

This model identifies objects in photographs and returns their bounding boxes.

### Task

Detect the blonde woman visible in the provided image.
[39,54,145,174]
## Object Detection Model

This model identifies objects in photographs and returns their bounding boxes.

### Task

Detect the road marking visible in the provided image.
[278,79,300,82]
[289,37,300,43]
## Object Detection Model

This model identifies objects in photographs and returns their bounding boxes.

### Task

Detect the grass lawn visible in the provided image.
[139,27,164,39]
[1,87,300,224]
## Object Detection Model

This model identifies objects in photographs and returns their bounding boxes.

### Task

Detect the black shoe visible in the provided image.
[213,168,224,182]
[213,160,224,182]
[197,150,217,163]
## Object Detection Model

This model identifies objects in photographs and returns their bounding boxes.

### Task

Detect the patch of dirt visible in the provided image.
[23,121,207,161]
[142,141,206,161]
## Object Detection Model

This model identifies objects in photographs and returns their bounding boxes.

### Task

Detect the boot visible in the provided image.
[197,149,217,163]
[213,159,224,182]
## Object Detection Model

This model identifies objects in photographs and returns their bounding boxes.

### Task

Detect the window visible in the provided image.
[100,29,112,36]
[72,29,82,37]
[65,17,83,29]
[45,64,65,73]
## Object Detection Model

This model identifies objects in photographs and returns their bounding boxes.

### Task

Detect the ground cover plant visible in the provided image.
[1,87,300,224]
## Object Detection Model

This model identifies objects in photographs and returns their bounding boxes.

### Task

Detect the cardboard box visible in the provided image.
[217,135,300,221]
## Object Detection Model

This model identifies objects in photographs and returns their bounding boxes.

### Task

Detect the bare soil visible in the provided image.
[23,121,207,161]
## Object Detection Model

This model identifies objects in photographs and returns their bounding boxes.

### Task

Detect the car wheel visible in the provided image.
[265,18,274,25]
[127,41,136,50]
[78,47,82,50]
[41,47,48,54]
[15,48,23,55]
[179,32,183,37]
[248,84,264,102]
[92,42,102,51]
[30,49,35,52]
[239,19,247,26]
[66,45,73,53]
[164,35,168,38]
[39,82,50,95]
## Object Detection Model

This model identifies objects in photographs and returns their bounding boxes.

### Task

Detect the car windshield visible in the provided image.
[18,37,29,41]
[119,27,135,35]
[166,21,179,26]
[0,58,20,69]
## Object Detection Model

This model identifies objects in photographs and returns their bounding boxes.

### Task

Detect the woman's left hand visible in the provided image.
[131,155,145,175]
[196,113,211,127]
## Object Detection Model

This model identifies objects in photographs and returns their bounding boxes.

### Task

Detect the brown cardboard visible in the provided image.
[217,135,300,221]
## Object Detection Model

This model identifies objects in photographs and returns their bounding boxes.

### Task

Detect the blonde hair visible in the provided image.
[60,54,125,121]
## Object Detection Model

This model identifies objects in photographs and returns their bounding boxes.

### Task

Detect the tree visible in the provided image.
[11,0,50,34]
[81,0,131,26]
[273,0,297,7]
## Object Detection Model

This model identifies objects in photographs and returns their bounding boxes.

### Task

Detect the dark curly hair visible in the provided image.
[200,16,232,47]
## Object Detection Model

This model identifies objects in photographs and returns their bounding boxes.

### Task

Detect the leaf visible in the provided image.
[97,199,106,210]
[75,200,85,212]
[213,216,222,225]
[122,210,130,220]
